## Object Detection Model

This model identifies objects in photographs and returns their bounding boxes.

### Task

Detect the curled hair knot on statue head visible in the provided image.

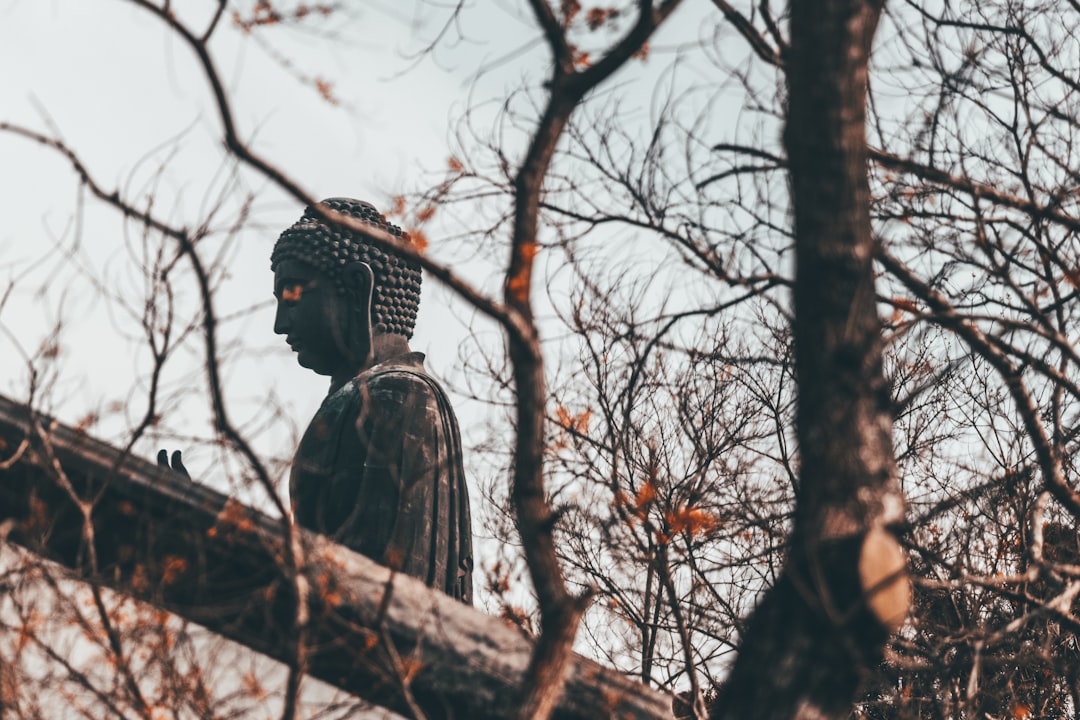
[270,197,423,339]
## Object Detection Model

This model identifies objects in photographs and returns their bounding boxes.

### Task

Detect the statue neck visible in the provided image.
[328,333,412,394]
[371,333,412,364]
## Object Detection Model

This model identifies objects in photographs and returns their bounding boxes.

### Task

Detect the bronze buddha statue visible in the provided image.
[271,198,473,603]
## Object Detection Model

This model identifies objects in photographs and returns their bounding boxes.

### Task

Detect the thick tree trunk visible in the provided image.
[711,1,908,718]
[0,394,673,720]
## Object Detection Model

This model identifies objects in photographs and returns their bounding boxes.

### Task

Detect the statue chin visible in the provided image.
[293,348,313,370]
[294,347,331,376]
[295,341,363,382]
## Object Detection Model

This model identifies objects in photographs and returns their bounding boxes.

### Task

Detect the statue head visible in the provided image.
[271,198,422,384]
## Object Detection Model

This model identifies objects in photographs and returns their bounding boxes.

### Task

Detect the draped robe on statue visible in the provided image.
[290,350,473,603]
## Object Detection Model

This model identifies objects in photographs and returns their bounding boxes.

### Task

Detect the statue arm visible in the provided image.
[349,372,466,594]
[298,383,409,560]
[304,370,469,598]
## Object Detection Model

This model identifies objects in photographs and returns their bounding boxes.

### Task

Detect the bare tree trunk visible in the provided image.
[711,1,909,718]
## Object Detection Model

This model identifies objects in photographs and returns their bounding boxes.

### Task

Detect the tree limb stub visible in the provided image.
[0,394,673,720]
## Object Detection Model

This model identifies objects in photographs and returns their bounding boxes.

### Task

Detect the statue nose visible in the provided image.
[273,301,291,335]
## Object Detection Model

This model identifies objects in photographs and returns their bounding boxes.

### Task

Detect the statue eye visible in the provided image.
[282,285,303,302]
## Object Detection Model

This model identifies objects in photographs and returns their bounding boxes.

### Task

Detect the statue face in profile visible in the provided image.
[270,198,422,393]
[270,199,421,377]
[273,258,372,384]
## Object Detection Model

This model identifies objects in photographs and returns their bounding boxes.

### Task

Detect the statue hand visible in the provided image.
[156,449,191,479]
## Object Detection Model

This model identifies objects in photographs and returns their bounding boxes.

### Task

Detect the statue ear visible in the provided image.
[340,261,374,365]
[340,261,374,311]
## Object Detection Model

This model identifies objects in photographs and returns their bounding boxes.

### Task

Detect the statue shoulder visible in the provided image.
[320,379,366,417]
[359,355,444,400]
[353,357,450,424]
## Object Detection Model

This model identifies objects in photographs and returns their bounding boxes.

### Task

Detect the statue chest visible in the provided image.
[289,384,378,532]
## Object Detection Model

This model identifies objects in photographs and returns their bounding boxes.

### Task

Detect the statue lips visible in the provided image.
[287,337,321,371]
[287,338,308,365]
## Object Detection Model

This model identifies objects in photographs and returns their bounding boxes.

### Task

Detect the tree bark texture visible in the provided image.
[711,1,908,718]
[0,395,673,720]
